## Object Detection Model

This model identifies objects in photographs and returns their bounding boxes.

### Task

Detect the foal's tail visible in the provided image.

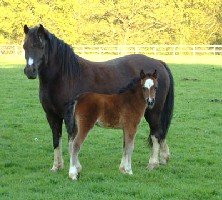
[64,100,77,140]
[160,61,174,138]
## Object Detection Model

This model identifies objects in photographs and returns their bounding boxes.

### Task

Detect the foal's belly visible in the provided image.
[96,117,122,129]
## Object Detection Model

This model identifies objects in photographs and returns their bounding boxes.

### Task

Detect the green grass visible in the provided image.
[0,56,222,199]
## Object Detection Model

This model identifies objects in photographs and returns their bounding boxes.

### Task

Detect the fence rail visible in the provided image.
[0,44,222,56]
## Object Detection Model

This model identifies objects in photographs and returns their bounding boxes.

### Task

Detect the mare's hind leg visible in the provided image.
[46,113,64,172]
[119,127,137,175]
[160,139,170,165]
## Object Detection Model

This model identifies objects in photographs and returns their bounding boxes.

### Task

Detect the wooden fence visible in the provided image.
[0,44,222,56]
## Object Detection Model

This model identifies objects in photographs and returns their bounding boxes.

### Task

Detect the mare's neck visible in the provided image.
[125,83,147,110]
[39,39,80,85]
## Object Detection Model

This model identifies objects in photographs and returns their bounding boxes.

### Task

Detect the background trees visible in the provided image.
[0,0,221,45]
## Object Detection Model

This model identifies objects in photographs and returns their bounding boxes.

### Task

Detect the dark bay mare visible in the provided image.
[68,70,158,180]
[23,24,174,173]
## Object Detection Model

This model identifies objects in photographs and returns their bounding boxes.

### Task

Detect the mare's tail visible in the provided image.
[148,61,174,145]
[160,61,174,138]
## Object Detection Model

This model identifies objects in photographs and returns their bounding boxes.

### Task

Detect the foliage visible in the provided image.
[0,0,221,45]
[0,56,222,199]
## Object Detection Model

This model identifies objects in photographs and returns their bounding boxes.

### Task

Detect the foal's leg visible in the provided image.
[119,127,136,175]
[46,113,64,172]
[160,139,170,165]
[69,124,92,180]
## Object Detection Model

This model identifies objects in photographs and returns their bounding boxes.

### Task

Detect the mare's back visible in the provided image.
[77,54,167,95]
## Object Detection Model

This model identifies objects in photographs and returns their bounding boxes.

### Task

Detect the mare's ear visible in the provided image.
[152,69,158,79]
[140,70,146,79]
[37,24,48,41]
[24,25,29,34]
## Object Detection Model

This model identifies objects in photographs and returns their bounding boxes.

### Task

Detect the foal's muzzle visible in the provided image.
[24,65,37,79]
[147,99,155,109]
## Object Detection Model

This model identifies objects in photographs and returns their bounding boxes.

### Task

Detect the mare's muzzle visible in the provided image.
[24,65,37,79]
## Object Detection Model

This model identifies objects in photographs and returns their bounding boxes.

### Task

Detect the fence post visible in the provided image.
[192,46,196,55]
[99,46,101,55]
[153,46,157,55]
[15,45,18,55]
[173,46,176,56]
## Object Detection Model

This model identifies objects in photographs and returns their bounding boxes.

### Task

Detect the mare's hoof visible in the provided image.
[160,157,170,165]
[50,163,64,172]
[147,162,159,170]
[119,166,133,175]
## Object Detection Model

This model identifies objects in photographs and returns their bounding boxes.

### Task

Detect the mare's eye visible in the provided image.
[33,43,44,49]
[33,43,38,48]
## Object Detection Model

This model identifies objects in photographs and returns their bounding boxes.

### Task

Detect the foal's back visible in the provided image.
[74,91,144,129]
[74,92,124,129]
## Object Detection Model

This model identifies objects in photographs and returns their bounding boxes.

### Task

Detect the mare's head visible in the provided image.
[23,24,49,79]
[140,69,158,109]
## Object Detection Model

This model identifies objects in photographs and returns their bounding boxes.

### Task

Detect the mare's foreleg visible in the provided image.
[119,126,137,175]
[144,111,166,170]
[46,113,64,172]
[148,134,160,170]
[149,136,170,167]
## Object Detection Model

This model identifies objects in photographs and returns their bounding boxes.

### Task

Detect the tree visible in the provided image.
[0,0,221,45]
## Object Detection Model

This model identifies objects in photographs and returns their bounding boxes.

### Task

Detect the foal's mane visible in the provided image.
[34,26,80,78]
[118,77,141,94]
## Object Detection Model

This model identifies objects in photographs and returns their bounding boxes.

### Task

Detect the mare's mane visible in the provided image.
[118,77,141,94]
[33,26,80,78]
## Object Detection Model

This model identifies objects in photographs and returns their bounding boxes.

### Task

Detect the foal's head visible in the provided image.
[23,24,49,79]
[140,70,158,109]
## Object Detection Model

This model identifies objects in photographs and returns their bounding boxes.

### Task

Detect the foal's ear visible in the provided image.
[37,24,48,41]
[152,69,158,79]
[24,25,29,34]
[140,70,146,79]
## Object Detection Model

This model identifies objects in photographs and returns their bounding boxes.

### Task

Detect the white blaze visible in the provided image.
[144,79,154,89]
[28,57,34,66]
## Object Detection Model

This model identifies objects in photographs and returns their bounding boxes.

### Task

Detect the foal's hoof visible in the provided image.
[119,166,133,175]
[147,162,159,170]
[69,173,78,181]
[69,166,79,181]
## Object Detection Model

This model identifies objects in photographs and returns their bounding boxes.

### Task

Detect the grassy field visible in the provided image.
[0,55,222,199]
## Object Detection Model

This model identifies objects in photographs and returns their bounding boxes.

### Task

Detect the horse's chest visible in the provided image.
[39,89,63,115]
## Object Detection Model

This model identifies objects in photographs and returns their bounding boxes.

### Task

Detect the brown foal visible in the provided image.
[68,70,158,180]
